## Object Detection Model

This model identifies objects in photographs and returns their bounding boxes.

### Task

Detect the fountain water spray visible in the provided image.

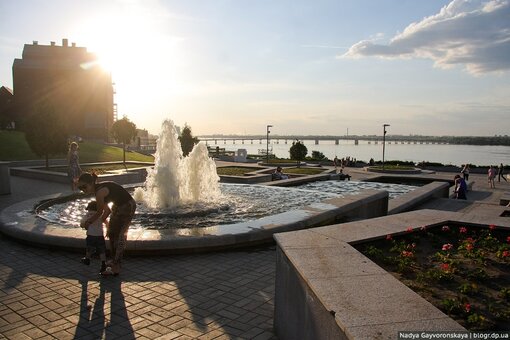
[134,119,220,209]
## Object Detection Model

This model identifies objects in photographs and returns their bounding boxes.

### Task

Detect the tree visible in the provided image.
[289,140,307,167]
[178,124,199,157]
[311,150,327,161]
[111,116,137,165]
[23,105,69,169]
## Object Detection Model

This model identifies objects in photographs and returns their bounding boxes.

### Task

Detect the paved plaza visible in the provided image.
[0,168,509,339]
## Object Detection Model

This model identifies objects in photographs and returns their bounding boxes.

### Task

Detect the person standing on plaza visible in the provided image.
[333,156,339,173]
[77,172,136,276]
[488,165,496,189]
[461,163,470,182]
[498,163,507,182]
[68,142,82,191]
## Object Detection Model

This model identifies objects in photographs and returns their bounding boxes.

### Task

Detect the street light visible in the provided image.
[382,124,390,170]
[266,125,273,164]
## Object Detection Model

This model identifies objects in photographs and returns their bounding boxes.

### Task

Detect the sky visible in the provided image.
[1,0,509,137]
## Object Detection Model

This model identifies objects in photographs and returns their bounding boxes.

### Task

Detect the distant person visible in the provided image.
[453,174,467,200]
[68,142,82,191]
[461,164,470,182]
[80,200,107,274]
[78,173,136,276]
[498,163,507,182]
[333,156,339,173]
[272,167,289,180]
[338,169,351,181]
[488,165,496,189]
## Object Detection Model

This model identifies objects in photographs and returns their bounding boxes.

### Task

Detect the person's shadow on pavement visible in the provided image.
[104,277,135,340]
[73,276,134,339]
[74,277,105,339]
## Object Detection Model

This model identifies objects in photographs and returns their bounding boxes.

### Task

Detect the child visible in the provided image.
[80,200,107,273]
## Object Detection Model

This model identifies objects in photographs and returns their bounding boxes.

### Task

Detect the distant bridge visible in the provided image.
[197,135,451,145]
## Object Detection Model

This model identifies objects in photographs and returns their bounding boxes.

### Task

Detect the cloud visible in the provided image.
[342,0,510,74]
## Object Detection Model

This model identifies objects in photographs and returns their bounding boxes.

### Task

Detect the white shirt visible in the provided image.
[80,211,104,237]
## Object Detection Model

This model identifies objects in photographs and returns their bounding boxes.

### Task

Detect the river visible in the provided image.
[205,140,510,167]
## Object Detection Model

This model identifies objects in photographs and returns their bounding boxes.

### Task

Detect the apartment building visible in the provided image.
[12,39,114,140]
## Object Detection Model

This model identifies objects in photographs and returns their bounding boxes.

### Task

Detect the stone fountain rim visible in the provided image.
[0,188,390,254]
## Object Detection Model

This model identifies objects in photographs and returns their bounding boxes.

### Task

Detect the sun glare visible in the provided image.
[72,5,187,118]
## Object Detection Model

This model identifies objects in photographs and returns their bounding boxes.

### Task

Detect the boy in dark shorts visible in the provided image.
[80,201,107,273]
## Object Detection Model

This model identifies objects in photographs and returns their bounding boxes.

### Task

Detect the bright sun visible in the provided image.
[72,5,187,121]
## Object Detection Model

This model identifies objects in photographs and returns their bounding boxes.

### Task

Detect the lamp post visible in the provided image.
[266,125,273,164]
[382,124,390,170]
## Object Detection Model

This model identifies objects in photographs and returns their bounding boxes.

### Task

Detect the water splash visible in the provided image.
[134,119,220,209]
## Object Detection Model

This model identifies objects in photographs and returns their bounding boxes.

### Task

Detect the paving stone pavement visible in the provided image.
[0,176,278,340]
[0,234,277,339]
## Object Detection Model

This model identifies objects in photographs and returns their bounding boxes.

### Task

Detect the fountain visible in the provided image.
[133,119,221,209]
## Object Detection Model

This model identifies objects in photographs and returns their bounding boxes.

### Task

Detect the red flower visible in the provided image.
[442,243,454,251]
[459,227,467,234]
[506,236,510,244]
[386,234,392,241]
[489,224,496,231]
[465,243,474,252]
[406,227,413,232]
[466,237,475,244]
[401,250,413,257]
[440,263,450,272]
[464,303,471,313]
[502,250,510,258]
[442,225,450,232]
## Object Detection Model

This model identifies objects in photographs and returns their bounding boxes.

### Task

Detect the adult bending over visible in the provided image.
[78,173,136,276]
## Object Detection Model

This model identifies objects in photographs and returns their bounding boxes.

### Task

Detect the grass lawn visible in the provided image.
[216,166,325,176]
[49,163,149,175]
[216,166,259,176]
[264,159,300,164]
[370,165,416,171]
[284,167,325,175]
[0,130,154,163]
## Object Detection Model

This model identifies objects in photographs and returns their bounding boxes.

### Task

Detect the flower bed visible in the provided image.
[355,223,510,331]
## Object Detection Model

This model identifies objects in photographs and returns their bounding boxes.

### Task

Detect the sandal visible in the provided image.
[100,267,114,276]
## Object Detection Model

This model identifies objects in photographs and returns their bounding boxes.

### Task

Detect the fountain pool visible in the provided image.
[37,184,337,229]
[298,180,416,199]
[36,180,416,230]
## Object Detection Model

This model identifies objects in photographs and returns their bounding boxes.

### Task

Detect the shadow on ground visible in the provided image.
[0,234,276,339]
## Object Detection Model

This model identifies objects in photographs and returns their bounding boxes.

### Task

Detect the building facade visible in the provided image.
[12,39,114,141]
[0,86,14,129]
